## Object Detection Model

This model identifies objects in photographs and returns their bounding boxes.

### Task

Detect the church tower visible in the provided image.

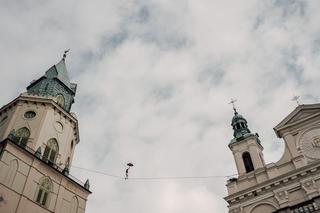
[229,108,265,175]
[225,103,320,213]
[0,54,91,213]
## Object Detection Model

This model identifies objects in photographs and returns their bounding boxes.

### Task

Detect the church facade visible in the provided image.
[225,105,320,213]
[0,57,91,213]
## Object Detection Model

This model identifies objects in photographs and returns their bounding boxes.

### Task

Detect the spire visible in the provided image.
[84,179,90,190]
[47,59,72,89]
[230,108,253,143]
[26,54,77,112]
[35,147,42,158]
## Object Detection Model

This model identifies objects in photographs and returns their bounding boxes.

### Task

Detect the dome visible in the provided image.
[231,112,246,124]
[230,110,251,139]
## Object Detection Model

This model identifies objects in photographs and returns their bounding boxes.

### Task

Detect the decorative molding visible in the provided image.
[229,205,243,213]
[301,178,319,199]
[274,189,289,207]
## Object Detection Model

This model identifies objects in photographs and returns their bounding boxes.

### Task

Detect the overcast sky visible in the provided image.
[1,0,320,212]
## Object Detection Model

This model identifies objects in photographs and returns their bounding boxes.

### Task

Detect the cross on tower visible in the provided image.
[292,96,300,106]
[229,98,238,114]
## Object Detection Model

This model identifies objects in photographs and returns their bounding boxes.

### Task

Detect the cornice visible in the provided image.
[225,159,320,204]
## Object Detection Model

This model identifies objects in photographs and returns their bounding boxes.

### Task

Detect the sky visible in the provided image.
[1,0,320,212]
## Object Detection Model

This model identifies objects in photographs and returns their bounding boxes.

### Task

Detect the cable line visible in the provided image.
[71,165,238,181]
[72,165,123,179]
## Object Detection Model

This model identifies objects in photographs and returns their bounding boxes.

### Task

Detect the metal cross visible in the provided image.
[62,49,70,60]
[229,98,238,113]
[292,96,300,106]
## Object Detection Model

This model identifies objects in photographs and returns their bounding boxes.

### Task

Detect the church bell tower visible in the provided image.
[228,107,265,175]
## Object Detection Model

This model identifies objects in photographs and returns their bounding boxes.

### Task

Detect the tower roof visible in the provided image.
[26,57,77,112]
[231,112,245,124]
[47,59,70,88]
[43,59,76,93]
[230,110,254,144]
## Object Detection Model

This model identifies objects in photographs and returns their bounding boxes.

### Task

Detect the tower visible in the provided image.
[229,108,265,175]
[225,104,320,213]
[0,55,91,213]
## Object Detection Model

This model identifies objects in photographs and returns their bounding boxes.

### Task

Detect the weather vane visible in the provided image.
[62,49,70,61]
[292,95,301,106]
[229,98,238,114]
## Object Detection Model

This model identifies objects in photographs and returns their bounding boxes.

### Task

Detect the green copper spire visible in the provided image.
[231,110,251,138]
[229,108,255,145]
[27,53,77,112]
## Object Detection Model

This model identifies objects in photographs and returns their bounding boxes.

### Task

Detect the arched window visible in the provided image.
[242,152,254,173]
[43,138,59,163]
[66,157,70,168]
[36,177,52,207]
[4,159,18,186]
[70,196,79,213]
[15,127,30,147]
[71,140,74,150]
[56,94,65,108]
[236,123,240,129]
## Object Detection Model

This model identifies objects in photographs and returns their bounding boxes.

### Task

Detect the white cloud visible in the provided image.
[1,0,320,212]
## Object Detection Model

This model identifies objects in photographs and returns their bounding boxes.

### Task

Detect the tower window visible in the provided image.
[36,177,52,207]
[43,138,59,163]
[24,111,36,119]
[14,127,30,147]
[242,152,254,173]
[236,123,240,129]
[71,140,74,150]
[66,157,70,168]
[56,94,65,108]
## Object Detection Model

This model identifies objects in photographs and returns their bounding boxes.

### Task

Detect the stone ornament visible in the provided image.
[230,206,243,213]
[300,128,320,159]
[274,190,289,206]
[312,136,320,147]
[301,179,318,196]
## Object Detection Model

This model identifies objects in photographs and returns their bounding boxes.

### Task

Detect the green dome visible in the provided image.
[231,112,245,124]
[231,111,251,140]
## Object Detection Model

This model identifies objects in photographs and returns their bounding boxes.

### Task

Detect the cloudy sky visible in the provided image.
[1,0,320,212]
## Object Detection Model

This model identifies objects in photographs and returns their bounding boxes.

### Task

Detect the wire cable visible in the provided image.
[71,165,238,181]
[72,165,124,179]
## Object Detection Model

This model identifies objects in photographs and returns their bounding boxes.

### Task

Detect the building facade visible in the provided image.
[0,57,91,213]
[225,105,320,213]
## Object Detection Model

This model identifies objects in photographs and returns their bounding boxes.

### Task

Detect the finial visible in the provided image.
[62,49,70,61]
[84,179,90,190]
[292,95,301,106]
[229,98,238,114]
